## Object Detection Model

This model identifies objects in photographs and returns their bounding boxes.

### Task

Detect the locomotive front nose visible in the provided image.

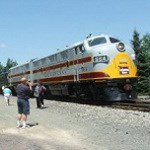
[117,42,125,52]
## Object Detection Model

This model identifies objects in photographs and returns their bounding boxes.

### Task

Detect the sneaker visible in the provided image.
[21,125,26,129]
[22,122,26,128]
[16,124,22,128]
[36,107,41,109]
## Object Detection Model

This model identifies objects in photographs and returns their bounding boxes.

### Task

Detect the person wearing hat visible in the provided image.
[16,77,32,128]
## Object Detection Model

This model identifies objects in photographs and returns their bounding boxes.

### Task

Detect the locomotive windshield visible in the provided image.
[109,37,120,43]
[88,37,107,47]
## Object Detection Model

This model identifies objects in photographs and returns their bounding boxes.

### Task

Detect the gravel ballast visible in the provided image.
[0,95,150,150]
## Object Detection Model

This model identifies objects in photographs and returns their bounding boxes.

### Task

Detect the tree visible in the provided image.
[131,30,141,59]
[139,34,150,95]
[131,30,141,94]
[5,58,18,71]
[0,62,4,73]
[131,31,150,95]
[0,59,18,87]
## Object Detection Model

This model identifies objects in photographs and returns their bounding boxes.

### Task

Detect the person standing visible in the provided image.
[34,80,46,108]
[2,86,12,106]
[16,77,32,128]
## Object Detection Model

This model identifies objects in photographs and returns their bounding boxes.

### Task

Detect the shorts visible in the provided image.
[4,94,11,100]
[17,98,30,115]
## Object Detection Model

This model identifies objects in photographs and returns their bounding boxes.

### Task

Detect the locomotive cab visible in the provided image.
[82,34,137,101]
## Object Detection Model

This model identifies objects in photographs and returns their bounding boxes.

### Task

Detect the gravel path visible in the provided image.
[0,95,150,150]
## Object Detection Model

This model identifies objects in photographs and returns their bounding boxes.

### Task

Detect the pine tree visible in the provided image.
[131,30,141,58]
[131,31,150,95]
[140,34,150,95]
[131,30,141,93]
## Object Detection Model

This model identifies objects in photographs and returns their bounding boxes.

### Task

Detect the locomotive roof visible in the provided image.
[9,34,119,70]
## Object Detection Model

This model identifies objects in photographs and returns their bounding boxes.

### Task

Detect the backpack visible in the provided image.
[34,85,42,97]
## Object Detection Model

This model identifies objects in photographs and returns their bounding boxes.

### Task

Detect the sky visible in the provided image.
[0,0,150,65]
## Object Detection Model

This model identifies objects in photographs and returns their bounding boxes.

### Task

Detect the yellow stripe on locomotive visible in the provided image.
[101,52,137,79]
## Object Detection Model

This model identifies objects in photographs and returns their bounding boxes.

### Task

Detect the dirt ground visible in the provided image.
[0,95,150,150]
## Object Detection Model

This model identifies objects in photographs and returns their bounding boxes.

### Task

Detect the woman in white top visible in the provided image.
[2,86,12,106]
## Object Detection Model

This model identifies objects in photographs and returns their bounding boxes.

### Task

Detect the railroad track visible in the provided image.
[111,100,150,112]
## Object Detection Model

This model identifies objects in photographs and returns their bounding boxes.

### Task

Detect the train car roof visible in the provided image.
[9,61,31,70]
[31,41,84,63]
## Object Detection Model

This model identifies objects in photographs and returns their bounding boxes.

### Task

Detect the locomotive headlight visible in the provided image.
[117,42,125,52]
[93,55,109,63]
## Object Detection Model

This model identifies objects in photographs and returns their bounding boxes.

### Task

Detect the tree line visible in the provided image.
[0,30,150,95]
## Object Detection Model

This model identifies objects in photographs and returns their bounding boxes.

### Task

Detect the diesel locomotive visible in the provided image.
[8,34,138,101]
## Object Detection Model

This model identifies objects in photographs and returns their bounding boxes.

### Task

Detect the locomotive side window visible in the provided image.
[17,67,21,73]
[109,37,120,43]
[41,58,46,66]
[80,45,85,53]
[60,50,68,60]
[75,47,79,55]
[75,45,85,54]
[48,55,55,63]
[48,54,57,63]
[25,64,29,69]
[88,37,107,47]
[33,61,40,68]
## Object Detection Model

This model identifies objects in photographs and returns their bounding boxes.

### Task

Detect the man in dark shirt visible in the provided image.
[16,77,32,128]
